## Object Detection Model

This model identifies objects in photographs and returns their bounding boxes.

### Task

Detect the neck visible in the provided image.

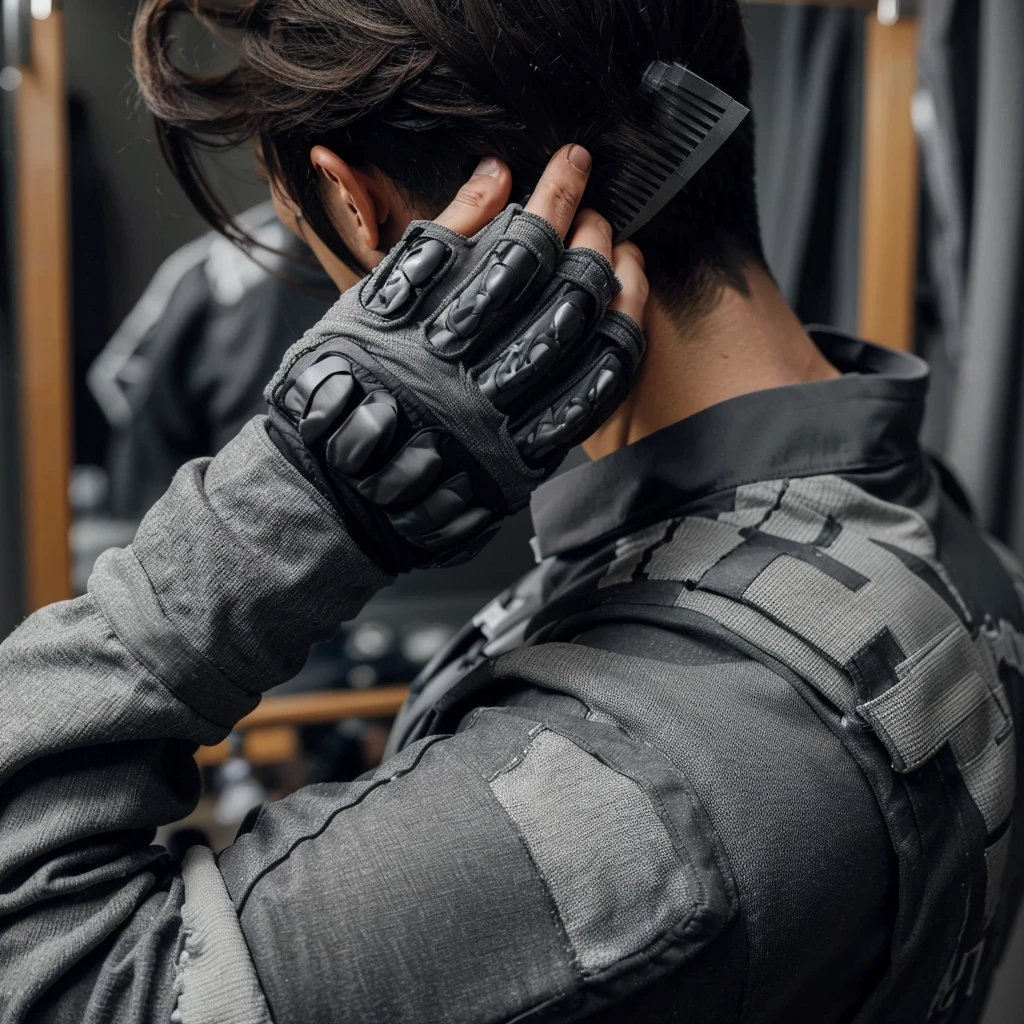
[583,262,840,460]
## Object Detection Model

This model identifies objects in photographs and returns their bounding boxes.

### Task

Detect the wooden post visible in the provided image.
[857,12,920,351]
[12,7,73,610]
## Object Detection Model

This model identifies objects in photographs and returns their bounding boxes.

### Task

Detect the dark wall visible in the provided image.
[64,1,267,332]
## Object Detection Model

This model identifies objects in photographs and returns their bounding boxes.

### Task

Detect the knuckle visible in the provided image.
[454,185,487,210]
[547,181,580,222]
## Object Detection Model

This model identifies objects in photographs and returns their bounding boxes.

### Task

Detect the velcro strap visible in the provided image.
[858,622,995,773]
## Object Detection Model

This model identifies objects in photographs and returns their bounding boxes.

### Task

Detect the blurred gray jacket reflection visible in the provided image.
[89,201,335,520]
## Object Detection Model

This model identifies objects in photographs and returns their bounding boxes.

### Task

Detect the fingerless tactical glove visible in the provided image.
[266,205,645,572]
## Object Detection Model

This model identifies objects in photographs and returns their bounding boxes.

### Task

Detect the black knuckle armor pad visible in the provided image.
[354,432,445,508]
[388,472,473,539]
[324,391,399,475]
[268,205,645,573]
[477,288,593,408]
[517,351,627,462]
[285,355,357,445]
[427,242,539,356]
[364,237,450,319]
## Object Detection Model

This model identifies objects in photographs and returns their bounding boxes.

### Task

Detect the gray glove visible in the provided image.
[266,203,645,572]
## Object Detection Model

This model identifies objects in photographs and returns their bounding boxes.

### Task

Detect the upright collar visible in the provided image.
[530,328,930,559]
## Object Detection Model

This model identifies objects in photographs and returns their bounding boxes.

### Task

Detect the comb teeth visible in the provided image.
[605,63,749,243]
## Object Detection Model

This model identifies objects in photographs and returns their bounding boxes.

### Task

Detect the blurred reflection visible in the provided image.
[88,201,334,519]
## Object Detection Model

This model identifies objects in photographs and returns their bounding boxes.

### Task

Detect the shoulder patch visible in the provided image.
[490,728,689,976]
[477,709,737,987]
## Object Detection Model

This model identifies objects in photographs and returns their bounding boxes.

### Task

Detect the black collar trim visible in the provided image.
[530,328,930,559]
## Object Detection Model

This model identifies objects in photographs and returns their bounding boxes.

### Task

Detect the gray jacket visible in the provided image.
[1,329,1022,1023]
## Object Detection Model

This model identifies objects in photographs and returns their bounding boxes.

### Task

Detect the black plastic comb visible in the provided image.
[605,62,749,243]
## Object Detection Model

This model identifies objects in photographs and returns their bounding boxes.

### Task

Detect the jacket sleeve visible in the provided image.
[0,417,392,1024]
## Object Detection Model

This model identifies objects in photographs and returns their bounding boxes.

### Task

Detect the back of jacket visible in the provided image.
[392,333,1024,1023]
[3,331,1021,1024]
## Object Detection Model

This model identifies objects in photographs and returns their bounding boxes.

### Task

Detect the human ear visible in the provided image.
[309,145,390,261]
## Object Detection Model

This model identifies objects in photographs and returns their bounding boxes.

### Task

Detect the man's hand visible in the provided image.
[266,146,649,572]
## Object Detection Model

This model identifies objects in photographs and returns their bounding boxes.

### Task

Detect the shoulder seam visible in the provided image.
[233,732,450,916]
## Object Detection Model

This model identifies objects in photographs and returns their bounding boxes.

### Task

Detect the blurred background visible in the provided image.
[1,1,1021,1017]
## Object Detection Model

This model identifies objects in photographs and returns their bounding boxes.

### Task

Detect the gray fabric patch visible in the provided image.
[673,587,854,712]
[955,730,1016,834]
[644,518,743,584]
[846,627,906,702]
[788,475,972,618]
[598,522,670,589]
[744,533,955,670]
[742,556,872,659]
[716,479,788,530]
[489,728,691,976]
[784,475,940,558]
[699,543,785,601]
[755,485,832,545]
[178,847,273,1024]
[736,531,869,593]
[948,685,1009,767]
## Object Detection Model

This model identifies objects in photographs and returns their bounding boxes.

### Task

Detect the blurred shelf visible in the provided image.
[195,684,410,767]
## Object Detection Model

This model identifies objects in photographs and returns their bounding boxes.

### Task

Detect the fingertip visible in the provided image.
[525,144,594,239]
[567,208,614,260]
[566,144,593,175]
[610,244,650,324]
[473,156,506,179]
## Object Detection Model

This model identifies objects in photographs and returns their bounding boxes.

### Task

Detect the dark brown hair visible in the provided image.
[133,0,763,308]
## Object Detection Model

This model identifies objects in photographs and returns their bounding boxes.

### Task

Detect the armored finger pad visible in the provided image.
[414,506,493,553]
[325,391,399,475]
[366,238,449,318]
[517,353,626,462]
[356,432,445,508]
[428,242,539,355]
[389,472,474,540]
[477,290,590,407]
[288,356,357,444]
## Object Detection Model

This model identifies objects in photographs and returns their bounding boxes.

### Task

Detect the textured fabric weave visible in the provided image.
[490,728,692,975]
[176,848,273,1024]
[3,330,1023,1024]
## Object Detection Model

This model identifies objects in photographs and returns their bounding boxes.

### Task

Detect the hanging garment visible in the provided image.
[939,0,1024,557]
[88,201,336,519]
[753,4,863,332]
